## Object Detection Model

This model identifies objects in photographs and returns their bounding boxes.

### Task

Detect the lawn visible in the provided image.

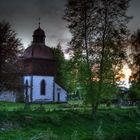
[0,101,140,140]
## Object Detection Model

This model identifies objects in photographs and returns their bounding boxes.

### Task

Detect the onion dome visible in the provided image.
[33,27,46,43]
[33,27,45,37]
[23,25,54,60]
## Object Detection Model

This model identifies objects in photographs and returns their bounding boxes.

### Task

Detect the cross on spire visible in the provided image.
[38,17,41,28]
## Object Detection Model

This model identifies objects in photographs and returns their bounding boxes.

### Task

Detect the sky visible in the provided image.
[0,0,140,50]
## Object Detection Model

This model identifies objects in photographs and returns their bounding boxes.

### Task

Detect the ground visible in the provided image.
[0,101,140,140]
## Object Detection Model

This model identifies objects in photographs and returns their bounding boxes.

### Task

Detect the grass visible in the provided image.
[0,101,140,140]
[0,101,63,111]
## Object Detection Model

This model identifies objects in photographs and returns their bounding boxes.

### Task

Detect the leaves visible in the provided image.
[63,0,131,113]
[129,29,140,81]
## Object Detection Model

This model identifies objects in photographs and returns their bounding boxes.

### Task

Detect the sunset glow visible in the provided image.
[122,64,132,81]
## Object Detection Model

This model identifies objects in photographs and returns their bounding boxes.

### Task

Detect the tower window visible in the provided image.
[40,80,46,95]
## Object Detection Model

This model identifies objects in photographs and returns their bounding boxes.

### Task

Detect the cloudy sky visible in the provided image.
[0,0,140,49]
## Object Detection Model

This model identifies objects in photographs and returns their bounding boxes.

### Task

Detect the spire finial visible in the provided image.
[38,17,40,28]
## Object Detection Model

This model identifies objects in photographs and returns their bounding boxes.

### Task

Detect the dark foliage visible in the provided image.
[0,20,23,91]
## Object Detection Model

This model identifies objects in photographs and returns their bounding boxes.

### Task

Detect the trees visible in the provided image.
[130,29,140,81]
[94,0,131,109]
[0,20,23,91]
[52,43,65,86]
[128,29,140,104]
[64,0,100,114]
[52,43,77,94]
[64,0,131,114]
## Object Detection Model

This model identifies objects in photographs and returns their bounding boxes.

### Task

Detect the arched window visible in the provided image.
[40,80,46,95]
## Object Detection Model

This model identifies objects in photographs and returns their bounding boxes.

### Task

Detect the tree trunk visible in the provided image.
[98,5,108,101]
[84,1,98,117]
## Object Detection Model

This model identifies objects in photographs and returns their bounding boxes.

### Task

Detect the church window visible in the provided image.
[40,80,46,95]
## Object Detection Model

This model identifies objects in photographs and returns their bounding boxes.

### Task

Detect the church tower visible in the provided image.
[23,22,67,103]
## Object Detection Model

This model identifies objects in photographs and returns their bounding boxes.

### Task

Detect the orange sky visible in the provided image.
[121,64,132,81]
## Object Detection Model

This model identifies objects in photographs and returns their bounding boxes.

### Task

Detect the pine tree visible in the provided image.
[52,43,65,86]
[0,20,23,91]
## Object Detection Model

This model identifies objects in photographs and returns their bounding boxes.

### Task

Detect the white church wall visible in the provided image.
[24,76,67,103]
[32,76,54,102]
[54,83,67,102]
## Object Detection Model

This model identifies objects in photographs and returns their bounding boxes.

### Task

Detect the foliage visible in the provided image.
[52,44,65,86]
[52,44,78,94]
[63,0,131,114]
[31,128,58,140]
[128,80,140,101]
[129,29,140,81]
[128,29,140,103]
[0,20,23,91]
[92,121,104,140]
[70,130,79,140]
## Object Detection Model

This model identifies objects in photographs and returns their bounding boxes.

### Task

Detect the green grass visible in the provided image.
[0,102,140,140]
[0,101,64,111]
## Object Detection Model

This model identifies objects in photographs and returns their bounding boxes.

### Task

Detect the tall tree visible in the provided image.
[94,0,131,108]
[52,43,65,86]
[0,20,23,91]
[64,0,131,115]
[64,0,100,115]
[52,43,77,94]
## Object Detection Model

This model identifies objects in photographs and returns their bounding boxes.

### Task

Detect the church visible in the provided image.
[23,24,68,103]
[0,24,68,103]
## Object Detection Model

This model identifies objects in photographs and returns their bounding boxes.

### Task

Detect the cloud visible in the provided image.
[0,0,69,48]
[0,0,140,48]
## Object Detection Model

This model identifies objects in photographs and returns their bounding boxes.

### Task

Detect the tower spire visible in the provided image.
[38,17,40,28]
[33,18,46,43]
